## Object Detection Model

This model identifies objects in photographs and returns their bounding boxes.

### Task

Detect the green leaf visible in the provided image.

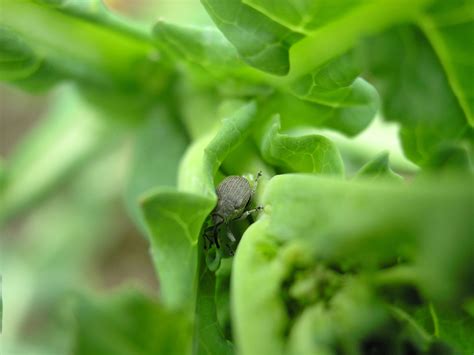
[141,191,213,310]
[0,27,42,81]
[214,259,233,341]
[138,101,258,354]
[431,309,474,353]
[260,87,376,138]
[153,21,245,74]
[287,280,390,355]
[286,0,433,80]
[0,0,160,93]
[355,151,403,181]
[257,115,344,175]
[125,106,188,234]
[232,220,288,355]
[263,174,474,301]
[424,143,473,173]
[140,101,257,309]
[362,25,474,166]
[73,289,192,355]
[286,50,380,136]
[409,304,474,353]
[178,101,258,196]
[419,0,474,126]
[242,0,362,33]
[201,0,303,75]
[202,0,432,79]
[195,262,234,355]
[233,221,393,355]
[159,12,379,137]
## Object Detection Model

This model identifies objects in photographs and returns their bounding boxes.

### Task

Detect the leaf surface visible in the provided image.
[257,115,344,175]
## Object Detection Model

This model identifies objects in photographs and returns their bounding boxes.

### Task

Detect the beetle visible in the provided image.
[204,171,263,252]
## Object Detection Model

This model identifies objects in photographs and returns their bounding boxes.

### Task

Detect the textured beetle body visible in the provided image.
[204,172,262,254]
[212,176,251,225]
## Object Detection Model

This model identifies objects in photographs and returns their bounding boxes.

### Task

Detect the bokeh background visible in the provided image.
[0,1,420,354]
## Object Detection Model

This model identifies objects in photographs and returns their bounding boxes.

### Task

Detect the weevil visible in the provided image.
[204,171,263,253]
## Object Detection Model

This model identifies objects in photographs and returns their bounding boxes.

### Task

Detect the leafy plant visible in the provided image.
[1,0,473,354]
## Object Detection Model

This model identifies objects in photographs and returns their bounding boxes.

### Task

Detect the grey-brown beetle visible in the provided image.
[204,171,263,252]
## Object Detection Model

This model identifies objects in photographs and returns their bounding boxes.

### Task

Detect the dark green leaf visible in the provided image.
[420,0,474,126]
[362,25,474,166]
[195,262,234,355]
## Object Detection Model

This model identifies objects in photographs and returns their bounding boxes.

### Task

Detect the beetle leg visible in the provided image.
[250,171,263,196]
[213,224,221,249]
[227,227,236,243]
[203,227,214,250]
[235,205,264,221]
[212,212,225,225]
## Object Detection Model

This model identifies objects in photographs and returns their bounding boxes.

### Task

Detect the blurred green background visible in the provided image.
[0,1,209,353]
[2,0,462,354]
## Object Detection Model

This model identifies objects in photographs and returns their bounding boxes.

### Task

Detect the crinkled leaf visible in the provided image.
[408,304,474,353]
[260,86,376,137]
[153,21,244,74]
[286,50,380,136]
[178,101,257,196]
[434,311,474,353]
[287,280,391,355]
[242,0,361,33]
[201,0,303,75]
[263,174,474,302]
[73,289,192,355]
[202,0,431,78]
[257,115,344,175]
[153,20,378,138]
[291,78,379,136]
[289,49,362,102]
[140,101,257,308]
[355,151,403,181]
[420,0,474,126]
[362,25,474,166]
[233,221,405,355]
